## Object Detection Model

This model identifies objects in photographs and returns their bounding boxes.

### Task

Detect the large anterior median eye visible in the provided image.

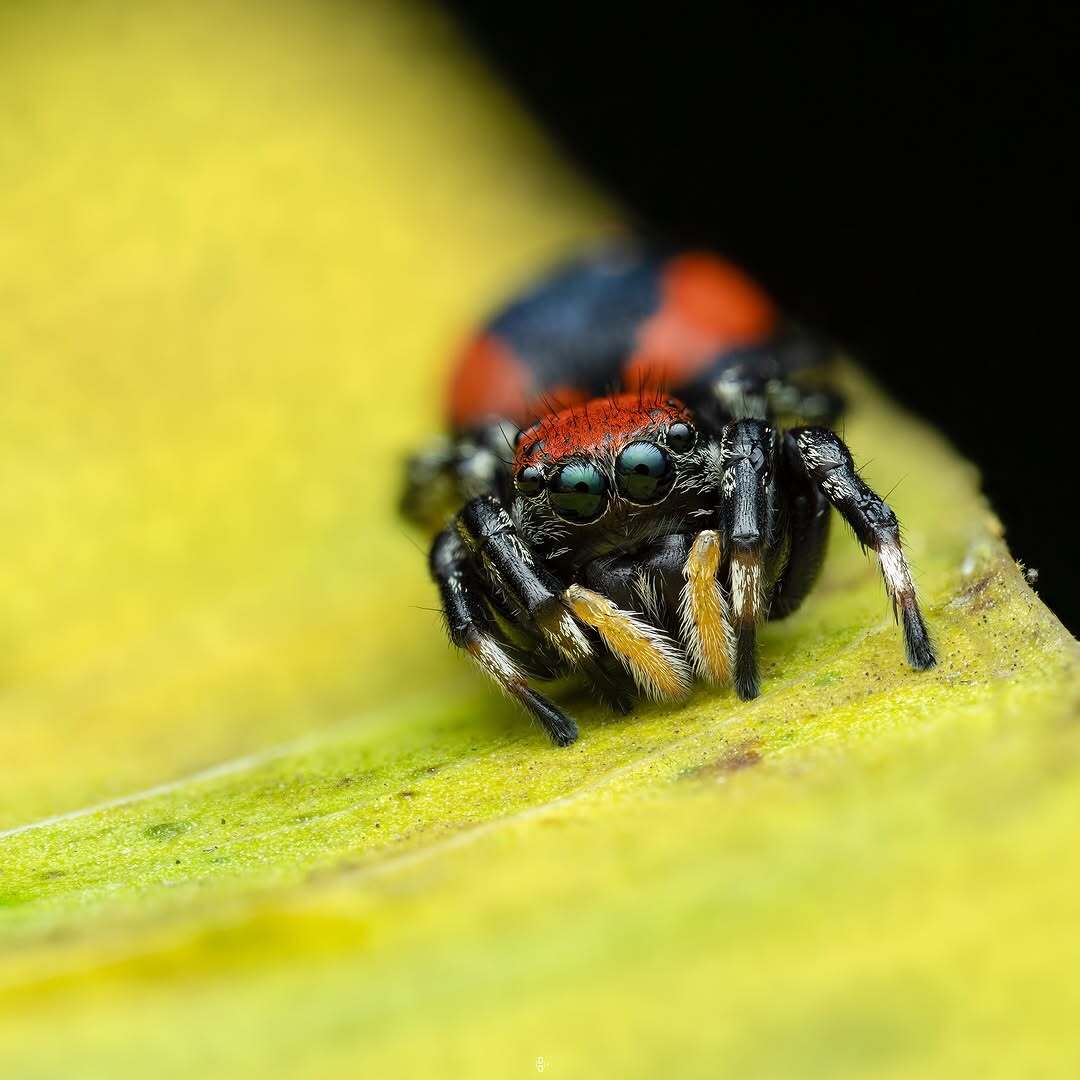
[549,462,608,523]
[615,441,674,503]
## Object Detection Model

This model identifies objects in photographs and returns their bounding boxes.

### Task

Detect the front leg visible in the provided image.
[581,533,736,692]
[431,526,579,746]
[769,432,832,620]
[449,496,690,736]
[718,418,780,700]
[789,427,937,670]
[458,496,592,665]
[680,531,735,687]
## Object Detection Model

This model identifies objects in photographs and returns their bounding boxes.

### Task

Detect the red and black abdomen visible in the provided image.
[447,246,827,433]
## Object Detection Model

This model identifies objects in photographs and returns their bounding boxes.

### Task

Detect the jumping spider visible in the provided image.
[402,246,935,745]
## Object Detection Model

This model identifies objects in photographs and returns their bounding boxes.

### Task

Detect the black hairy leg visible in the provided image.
[789,427,937,670]
[769,432,832,619]
[457,496,593,666]
[430,526,579,746]
[458,496,690,700]
[718,418,777,701]
[439,495,692,744]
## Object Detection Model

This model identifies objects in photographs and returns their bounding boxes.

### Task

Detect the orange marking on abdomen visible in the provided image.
[623,253,778,391]
[448,333,535,430]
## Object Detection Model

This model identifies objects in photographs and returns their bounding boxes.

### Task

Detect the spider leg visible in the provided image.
[679,530,735,685]
[430,526,579,746]
[582,535,696,702]
[457,496,592,665]
[458,496,691,705]
[467,563,572,680]
[719,418,778,700]
[582,534,688,634]
[769,432,832,619]
[789,426,937,670]
[564,585,691,702]
[579,554,662,711]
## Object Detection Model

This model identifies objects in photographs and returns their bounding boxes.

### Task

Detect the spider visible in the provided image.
[402,245,936,746]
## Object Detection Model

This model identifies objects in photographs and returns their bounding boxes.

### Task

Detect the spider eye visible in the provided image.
[665,421,696,453]
[615,442,674,503]
[514,465,545,497]
[548,462,608,523]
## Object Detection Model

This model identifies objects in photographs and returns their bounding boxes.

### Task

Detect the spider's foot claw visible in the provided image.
[518,686,579,747]
[902,601,937,670]
[733,621,760,701]
[734,678,760,702]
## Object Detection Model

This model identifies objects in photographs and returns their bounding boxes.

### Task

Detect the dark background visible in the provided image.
[448,2,1078,633]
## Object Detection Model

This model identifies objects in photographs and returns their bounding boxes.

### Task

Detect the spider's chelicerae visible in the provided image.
[402,245,936,745]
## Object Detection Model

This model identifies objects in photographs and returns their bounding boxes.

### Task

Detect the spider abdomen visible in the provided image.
[447,246,818,434]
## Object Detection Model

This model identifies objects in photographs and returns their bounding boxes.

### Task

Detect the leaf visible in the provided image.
[1,2,1078,1076]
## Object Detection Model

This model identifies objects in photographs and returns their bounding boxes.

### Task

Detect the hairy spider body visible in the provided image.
[403,246,936,746]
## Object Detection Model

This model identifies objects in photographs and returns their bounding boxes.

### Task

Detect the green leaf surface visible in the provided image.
[2,2,1078,1077]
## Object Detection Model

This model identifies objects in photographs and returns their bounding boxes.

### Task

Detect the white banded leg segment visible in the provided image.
[463,631,578,747]
[432,522,579,747]
[565,585,691,701]
[878,537,936,670]
[878,537,914,608]
[719,419,775,701]
[791,426,936,671]
[458,495,593,667]
[729,547,764,625]
[679,530,734,683]
[729,546,765,700]
[532,599,594,665]
[466,630,524,687]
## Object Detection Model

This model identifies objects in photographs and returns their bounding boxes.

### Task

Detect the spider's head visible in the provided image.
[511,392,716,555]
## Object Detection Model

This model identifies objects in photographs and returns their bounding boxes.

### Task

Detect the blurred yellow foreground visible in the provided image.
[0,0,606,824]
